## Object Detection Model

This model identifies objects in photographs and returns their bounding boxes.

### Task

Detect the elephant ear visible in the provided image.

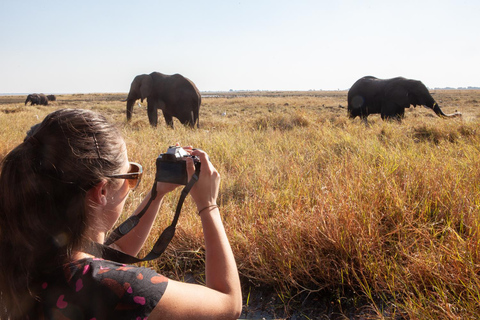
[140,75,153,100]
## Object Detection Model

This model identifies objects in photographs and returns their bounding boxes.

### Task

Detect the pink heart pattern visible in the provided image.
[133,296,146,305]
[76,279,83,292]
[56,295,68,309]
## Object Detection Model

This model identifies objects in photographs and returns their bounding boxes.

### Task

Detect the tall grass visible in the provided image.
[1,91,479,319]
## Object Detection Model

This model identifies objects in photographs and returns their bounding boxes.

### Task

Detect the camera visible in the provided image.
[156,146,201,185]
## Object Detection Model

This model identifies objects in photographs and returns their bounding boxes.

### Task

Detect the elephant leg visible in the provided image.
[382,101,405,121]
[147,102,158,127]
[189,110,196,128]
[396,109,405,121]
[157,100,174,128]
[381,101,395,120]
[178,110,195,128]
[361,115,369,126]
[163,112,174,128]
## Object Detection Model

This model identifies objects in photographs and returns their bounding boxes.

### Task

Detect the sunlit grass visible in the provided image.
[1,91,480,319]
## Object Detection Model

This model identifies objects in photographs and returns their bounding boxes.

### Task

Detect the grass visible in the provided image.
[1,90,480,319]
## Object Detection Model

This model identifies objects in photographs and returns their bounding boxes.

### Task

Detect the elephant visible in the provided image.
[47,94,56,102]
[126,72,201,128]
[25,93,48,106]
[347,76,461,121]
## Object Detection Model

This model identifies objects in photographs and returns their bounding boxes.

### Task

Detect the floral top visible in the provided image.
[40,257,168,320]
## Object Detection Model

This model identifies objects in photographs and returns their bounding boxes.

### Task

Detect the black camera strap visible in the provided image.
[86,173,199,264]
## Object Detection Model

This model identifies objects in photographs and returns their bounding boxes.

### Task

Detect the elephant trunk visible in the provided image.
[432,102,447,117]
[432,102,462,118]
[126,99,135,121]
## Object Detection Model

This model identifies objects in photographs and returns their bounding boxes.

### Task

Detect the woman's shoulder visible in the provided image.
[71,257,169,286]
[40,258,169,319]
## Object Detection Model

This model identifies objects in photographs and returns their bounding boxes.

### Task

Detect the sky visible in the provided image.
[0,0,479,94]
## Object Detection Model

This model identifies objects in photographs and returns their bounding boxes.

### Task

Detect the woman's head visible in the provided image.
[0,108,126,317]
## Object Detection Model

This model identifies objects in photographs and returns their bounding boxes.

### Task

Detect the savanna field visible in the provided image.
[1,90,479,319]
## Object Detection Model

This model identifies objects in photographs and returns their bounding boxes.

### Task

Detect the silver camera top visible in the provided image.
[165,146,189,159]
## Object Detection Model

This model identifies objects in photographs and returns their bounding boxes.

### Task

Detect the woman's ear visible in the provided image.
[87,180,108,206]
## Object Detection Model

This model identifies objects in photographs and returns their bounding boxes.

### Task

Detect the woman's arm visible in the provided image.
[110,184,176,256]
[151,207,242,319]
[150,149,242,319]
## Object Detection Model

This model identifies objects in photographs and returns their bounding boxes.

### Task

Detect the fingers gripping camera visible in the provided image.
[156,146,201,185]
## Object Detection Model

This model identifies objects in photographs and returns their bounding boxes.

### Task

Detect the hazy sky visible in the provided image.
[1,0,478,93]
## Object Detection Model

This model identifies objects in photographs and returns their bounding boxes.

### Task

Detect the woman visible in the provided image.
[0,109,242,319]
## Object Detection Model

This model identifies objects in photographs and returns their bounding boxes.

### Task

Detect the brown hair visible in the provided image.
[0,109,125,319]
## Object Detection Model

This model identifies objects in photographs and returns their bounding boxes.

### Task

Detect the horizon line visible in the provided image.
[2,86,480,96]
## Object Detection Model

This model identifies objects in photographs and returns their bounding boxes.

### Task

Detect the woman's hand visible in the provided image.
[184,147,220,211]
[155,181,181,196]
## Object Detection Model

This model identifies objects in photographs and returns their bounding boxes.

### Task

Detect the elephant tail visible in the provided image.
[196,95,201,128]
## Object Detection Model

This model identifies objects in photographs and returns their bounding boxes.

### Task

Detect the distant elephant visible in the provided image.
[126,72,201,128]
[47,94,56,102]
[347,76,461,121]
[25,93,48,106]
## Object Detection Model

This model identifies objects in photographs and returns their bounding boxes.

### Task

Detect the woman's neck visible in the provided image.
[72,251,96,261]
[72,235,106,261]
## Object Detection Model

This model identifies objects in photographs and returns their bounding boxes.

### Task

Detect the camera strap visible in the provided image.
[86,173,199,264]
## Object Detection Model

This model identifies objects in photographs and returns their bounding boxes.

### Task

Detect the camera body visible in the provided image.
[156,146,200,185]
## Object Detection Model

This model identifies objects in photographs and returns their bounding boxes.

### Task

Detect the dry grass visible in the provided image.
[1,90,480,319]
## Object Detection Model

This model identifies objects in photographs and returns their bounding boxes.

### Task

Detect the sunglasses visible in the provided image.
[106,162,143,190]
